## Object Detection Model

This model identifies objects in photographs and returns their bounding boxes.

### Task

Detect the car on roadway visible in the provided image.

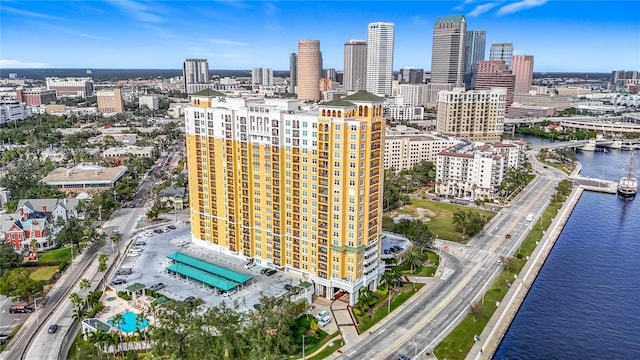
[398,356,410,360]
[48,324,59,334]
[9,305,34,314]
[149,283,165,291]
[112,278,127,285]
[505,234,511,239]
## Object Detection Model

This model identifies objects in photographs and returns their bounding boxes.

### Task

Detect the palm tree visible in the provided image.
[469,301,485,322]
[135,312,147,346]
[69,292,83,312]
[500,256,516,275]
[79,278,91,309]
[110,312,125,344]
[403,248,422,273]
[97,254,108,289]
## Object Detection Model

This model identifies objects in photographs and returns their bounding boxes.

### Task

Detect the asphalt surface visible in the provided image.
[339,152,566,360]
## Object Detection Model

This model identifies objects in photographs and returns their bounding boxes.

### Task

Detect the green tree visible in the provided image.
[110,312,125,343]
[97,253,108,289]
[500,256,516,275]
[469,301,485,322]
[403,248,422,273]
[56,217,85,251]
[0,268,44,302]
[79,278,91,308]
[452,209,490,240]
[383,268,403,289]
[0,244,21,275]
[392,219,433,252]
[29,238,39,256]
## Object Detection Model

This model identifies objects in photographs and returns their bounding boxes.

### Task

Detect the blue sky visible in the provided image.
[1,0,639,72]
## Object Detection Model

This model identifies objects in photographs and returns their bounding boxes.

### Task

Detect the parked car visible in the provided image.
[127,251,141,258]
[184,296,197,305]
[149,283,165,291]
[318,316,332,327]
[111,278,127,285]
[135,240,147,246]
[260,268,270,274]
[177,240,189,247]
[130,246,144,252]
[48,324,59,334]
[144,232,154,238]
[317,310,329,319]
[116,268,132,276]
[244,259,256,269]
[284,284,292,291]
[265,269,277,276]
[383,249,391,255]
[161,228,170,233]
[153,229,164,234]
[167,225,177,230]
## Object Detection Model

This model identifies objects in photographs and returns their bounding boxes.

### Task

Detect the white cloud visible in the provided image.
[453,4,465,11]
[496,0,547,16]
[1,6,64,21]
[411,15,428,25]
[206,38,248,46]
[0,59,50,68]
[106,0,164,23]
[468,2,499,17]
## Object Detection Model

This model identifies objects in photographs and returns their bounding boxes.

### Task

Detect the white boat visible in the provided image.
[618,152,638,198]
[610,140,622,150]
[580,138,596,152]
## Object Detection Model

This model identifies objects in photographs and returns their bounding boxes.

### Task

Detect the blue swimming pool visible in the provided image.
[108,311,149,333]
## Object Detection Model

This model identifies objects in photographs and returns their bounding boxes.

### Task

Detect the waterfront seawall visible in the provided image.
[467,186,585,360]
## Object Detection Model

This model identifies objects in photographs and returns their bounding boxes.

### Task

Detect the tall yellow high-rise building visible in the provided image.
[185,89,385,304]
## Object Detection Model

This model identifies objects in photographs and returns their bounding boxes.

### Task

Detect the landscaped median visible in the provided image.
[352,282,425,333]
[434,180,574,360]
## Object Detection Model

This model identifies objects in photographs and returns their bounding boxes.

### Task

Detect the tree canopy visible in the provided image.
[0,244,21,276]
[0,267,44,302]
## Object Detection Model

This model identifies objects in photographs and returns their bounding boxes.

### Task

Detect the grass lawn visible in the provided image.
[29,266,59,282]
[397,250,440,277]
[307,335,343,360]
[383,199,495,243]
[354,284,424,333]
[433,191,570,360]
[36,247,73,264]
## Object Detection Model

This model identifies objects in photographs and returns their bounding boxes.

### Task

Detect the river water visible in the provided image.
[494,135,640,359]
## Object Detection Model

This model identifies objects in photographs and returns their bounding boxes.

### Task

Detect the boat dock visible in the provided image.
[571,176,618,194]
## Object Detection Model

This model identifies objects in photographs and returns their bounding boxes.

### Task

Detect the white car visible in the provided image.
[177,240,189,247]
[127,251,141,257]
[318,316,332,327]
[144,232,154,238]
[317,310,329,319]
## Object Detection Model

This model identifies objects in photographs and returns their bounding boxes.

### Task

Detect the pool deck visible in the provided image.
[99,289,154,331]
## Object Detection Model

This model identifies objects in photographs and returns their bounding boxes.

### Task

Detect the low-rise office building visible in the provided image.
[41,163,128,193]
[102,145,155,159]
[384,126,460,171]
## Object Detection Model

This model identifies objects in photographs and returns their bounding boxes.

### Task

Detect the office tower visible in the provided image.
[183,59,210,94]
[431,15,466,86]
[323,68,337,82]
[512,55,534,94]
[398,67,425,84]
[297,40,321,101]
[489,43,513,69]
[96,88,124,114]
[45,77,94,98]
[252,68,274,86]
[344,40,367,91]
[366,22,395,96]
[184,90,386,305]
[475,60,515,107]
[436,87,506,141]
[464,30,486,89]
[289,52,297,94]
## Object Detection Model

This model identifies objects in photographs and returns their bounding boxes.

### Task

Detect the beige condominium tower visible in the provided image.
[184,89,386,305]
[297,40,321,102]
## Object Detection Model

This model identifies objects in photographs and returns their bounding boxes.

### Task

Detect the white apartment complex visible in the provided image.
[436,87,506,141]
[435,140,526,200]
[384,126,460,171]
[139,95,159,110]
[0,100,31,124]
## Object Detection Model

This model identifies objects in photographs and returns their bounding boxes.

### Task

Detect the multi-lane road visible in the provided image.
[339,152,566,359]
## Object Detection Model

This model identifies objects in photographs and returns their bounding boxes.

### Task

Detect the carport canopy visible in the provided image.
[167,263,239,292]
[166,252,252,284]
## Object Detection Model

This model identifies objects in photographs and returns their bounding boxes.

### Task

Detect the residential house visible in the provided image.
[0,210,55,252]
[159,187,188,210]
[17,198,84,223]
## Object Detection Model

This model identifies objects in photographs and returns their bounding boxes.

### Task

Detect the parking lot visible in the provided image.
[109,225,304,312]
[381,231,412,259]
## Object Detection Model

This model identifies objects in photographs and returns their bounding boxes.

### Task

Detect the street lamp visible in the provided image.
[302,334,306,360]
[410,339,417,358]
[34,298,40,325]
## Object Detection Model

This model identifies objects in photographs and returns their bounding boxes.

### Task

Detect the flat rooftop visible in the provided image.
[41,163,128,185]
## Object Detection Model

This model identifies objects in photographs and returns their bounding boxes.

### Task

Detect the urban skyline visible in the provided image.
[1,1,638,72]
